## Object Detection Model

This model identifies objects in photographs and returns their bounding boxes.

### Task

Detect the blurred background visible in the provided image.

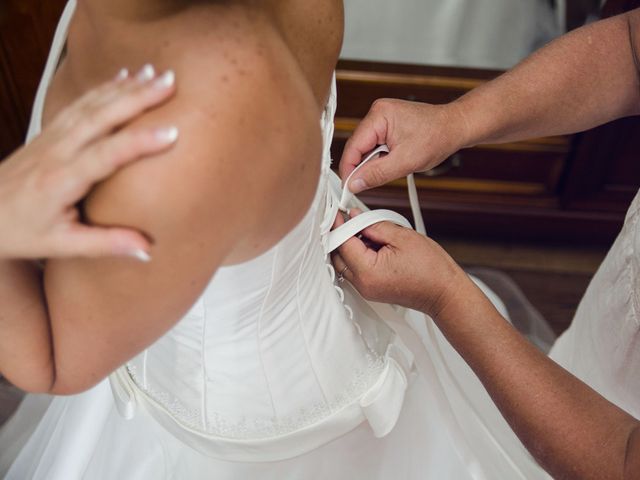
[343,0,567,70]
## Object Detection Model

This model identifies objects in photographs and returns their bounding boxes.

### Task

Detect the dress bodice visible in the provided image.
[127,89,379,426]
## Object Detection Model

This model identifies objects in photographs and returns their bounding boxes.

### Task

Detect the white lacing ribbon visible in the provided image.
[338,145,389,212]
[337,144,426,235]
[326,145,420,254]
[109,367,137,420]
[328,209,412,253]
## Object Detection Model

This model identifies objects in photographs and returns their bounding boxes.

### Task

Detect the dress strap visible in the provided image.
[26,0,77,142]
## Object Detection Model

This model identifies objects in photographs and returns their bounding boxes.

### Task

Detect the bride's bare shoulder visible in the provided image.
[87,9,323,263]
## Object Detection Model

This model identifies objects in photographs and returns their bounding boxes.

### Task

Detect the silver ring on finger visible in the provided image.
[337,265,349,283]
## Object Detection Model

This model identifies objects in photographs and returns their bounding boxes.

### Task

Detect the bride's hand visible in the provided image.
[338,99,468,194]
[0,65,178,260]
[331,209,467,317]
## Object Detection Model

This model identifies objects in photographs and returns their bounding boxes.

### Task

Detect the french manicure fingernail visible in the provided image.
[155,126,179,144]
[154,70,175,89]
[350,179,366,193]
[129,249,151,263]
[116,68,129,81]
[136,64,156,82]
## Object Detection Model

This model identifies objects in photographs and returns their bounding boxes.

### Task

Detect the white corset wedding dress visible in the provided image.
[0,2,560,479]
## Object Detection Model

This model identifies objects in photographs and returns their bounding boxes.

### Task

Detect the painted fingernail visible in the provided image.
[136,64,156,82]
[116,68,129,81]
[350,179,367,193]
[155,126,179,144]
[129,249,151,262]
[154,70,175,89]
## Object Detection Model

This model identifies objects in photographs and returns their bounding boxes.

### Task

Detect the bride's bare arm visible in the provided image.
[1,31,321,395]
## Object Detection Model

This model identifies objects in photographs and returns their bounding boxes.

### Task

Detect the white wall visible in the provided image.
[341,0,564,70]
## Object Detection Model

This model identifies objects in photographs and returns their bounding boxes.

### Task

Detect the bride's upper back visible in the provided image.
[44,0,344,265]
[41,0,345,266]
[47,0,343,117]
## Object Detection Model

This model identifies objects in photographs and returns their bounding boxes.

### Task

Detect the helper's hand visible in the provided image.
[331,209,466,317]
[0,65,177,260]
[338,99,468,193]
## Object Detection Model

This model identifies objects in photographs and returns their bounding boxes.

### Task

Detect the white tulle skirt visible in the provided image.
[1,371,470,479]
[0,279,552,480]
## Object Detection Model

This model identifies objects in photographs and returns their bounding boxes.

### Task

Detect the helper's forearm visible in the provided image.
[0,260,55,392]
[455,11,640,147]
[432,273,639,480]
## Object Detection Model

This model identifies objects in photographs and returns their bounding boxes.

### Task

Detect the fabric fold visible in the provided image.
[360,344,413,438]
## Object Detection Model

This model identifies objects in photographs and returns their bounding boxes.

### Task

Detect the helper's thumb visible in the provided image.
[347,151,411,194]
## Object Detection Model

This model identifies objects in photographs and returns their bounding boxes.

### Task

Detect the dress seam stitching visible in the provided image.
[626,212,640,327]
[257,248,279,416]
[201,300,209,430]
[296,212,330,407]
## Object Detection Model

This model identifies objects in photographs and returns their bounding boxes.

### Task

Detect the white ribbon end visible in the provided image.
[109,370,138,421]
[360,356,409,438]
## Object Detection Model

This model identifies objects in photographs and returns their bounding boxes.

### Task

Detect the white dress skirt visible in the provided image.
[0,2,567,479]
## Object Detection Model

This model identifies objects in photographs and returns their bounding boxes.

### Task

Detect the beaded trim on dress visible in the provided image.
[126,353,385,439]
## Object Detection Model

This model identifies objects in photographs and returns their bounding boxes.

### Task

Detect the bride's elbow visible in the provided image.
[624,426,640,480]
[47,367,104,396]
[2,359,56,395]
[5,352,104,396]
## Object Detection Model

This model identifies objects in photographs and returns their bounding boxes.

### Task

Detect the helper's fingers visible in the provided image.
[331,210,365,279]
[335,230,374,276]
[339,104,391,182]
[65,125,178,202]
[346,149,414,194]
[331,252,355,284]
[53,223,151,261]
[332,208,370,274]
[51,65,176,150]
[337,207,408,247]
[332,208,346,229]
[359,219,409,246]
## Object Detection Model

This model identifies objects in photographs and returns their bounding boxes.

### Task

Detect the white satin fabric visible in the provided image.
[1,2,558,479]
